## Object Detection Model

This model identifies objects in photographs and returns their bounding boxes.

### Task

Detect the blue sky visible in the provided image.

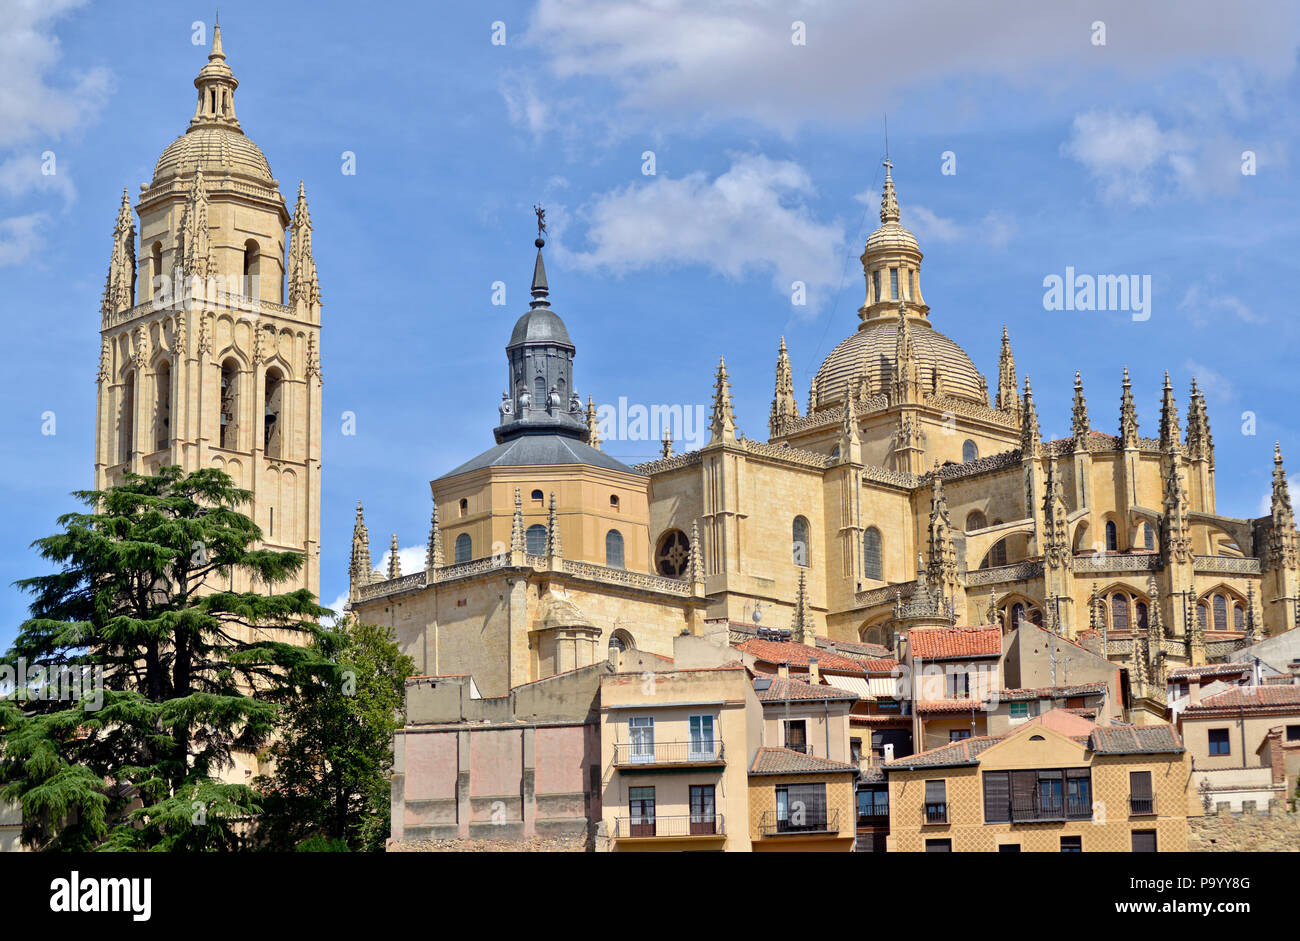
[1,0,1298,645]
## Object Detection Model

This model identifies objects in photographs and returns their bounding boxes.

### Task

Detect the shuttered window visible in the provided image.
[1010,770,1037,821]
[1131,829,1157,852]
[983,771,1010,823]
[924,780,946,804]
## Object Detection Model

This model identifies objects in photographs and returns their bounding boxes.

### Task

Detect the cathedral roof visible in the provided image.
[509,308,572,348]
[153,126,275,185]
[813,317,985,409]
[437,431,633,479]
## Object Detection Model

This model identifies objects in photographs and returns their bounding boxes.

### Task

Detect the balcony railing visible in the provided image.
[784,743,808,754]
[613,814,725,839]
[924,802,949,824]
[612,740,725,767]
[760,809,840,837]
[1005,796,1093,822]
[1129,795,1156,816]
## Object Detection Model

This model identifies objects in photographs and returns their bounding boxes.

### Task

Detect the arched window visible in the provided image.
[1213,594,1227,631]
[655,529,691,578]
[119,371,135,464]
[242,239,260,296]
[1104,520,1118,551]
[530,489,544,505]
[1197,604,1208,632]
[264,367,283,458]
[454,533,472,563]
[962,440,978,463]
[605,529,625,569]
[1111,594,1130,631]
[609,494,620,510]
[965,511,986,532]
[533,376,546,403]
[1143,522,1155,550]
[154,360,171,451]
[1011,603,1025,626]
[792,516,810,567]
[609,629,634,652]
[458,498,468,517]
[1136,601,1148,632]
[1233,605,1245,632]
[989,539,1008,568]
[525,524,547,555]
[219,359,238,450]
[862,527,883,580]
[150,241,162,299]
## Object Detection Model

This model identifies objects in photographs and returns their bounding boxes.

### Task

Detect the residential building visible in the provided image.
[747,747,858,851]
[1179,684,1300,811]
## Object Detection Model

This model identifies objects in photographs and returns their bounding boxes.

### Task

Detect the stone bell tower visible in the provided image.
[93,23,322,598]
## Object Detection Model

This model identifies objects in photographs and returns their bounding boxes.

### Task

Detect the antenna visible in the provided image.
[883,113,890,163]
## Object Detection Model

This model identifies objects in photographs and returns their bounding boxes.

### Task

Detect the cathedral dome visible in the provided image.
[864,220,919,254]
[152,126,275,186]
[509,308,572,348]
[812,317,985,409]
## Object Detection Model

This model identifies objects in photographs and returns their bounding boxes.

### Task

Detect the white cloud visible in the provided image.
[500,74,550,138]
[1257,481,1297,517]
[1178,283,1265,327]
[0,213,47,267]
[1182,359,1237,402]
[519,0,1300,134]
[557,153,847,310]
[853,189,1015,248]
[1061,111,1194,206]
[321,592,349,627]
[375,543,427,578]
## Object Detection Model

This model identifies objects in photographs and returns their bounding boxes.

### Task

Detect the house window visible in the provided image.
[1060,835,1082,853]
[689,785,716,835]
[925,839,952,852]
[784,720,807,753]
[950,729,971,742]
[1131,829,1157,853]
[946,670,970,699]
[605,529,625,568]
[1129,771,1154,816]
[985,768,1092,822]
[1287,726,1300,742]
[628,717,655,763]
[530,489,544,504]
[609,494,620,510]
[776,783,827,832]
[688,715,716,759]
[792,516,811,566]
[850,737,863,762]
[924,780,947,824]
[1104,520,1118,551]
[857,786,889,822]
[628,786,655,837]
[862,527,882,579]
[962,439,978,463]
[453,533,471,563]
[525,524,547,555]
[1010,702,1030,719]
[458,498,468,517]
[998,844,1022,852]
[1208,728,1231,756]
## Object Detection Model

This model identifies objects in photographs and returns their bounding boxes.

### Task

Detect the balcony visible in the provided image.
[1004,796,1093,822]
[612,814,725,840]
[924,802,949,825]
[759,809,841,837]
[612,740,725,770]
[1129,795,1156,817]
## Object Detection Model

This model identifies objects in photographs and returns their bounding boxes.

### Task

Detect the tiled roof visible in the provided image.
[748,746,859,776]
[818,637,894,659]
[997,685,1102,702]
[884,735,1002,770]
[1184,685,1300,715]
[754,675,859,704]
[1167,663,1253,681]
[917,699,986,714]
[1027,708,1099,737]
[909,626,1002,660]
[1088,724,1183,754]
[735,638,865,673]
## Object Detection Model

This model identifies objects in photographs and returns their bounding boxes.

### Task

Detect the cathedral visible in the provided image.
[94,25,323,603]
[348,160,1299,718]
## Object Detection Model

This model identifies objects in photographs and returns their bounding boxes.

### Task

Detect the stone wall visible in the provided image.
[1188,801,1300,851]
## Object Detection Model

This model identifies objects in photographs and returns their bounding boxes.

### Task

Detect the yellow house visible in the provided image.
[885,709,1197,852]
[599,658,760,851]
[747,747,858,851]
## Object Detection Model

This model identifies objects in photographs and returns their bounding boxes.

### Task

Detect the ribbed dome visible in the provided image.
[152,127,274,185]
[813,318,985,409]
[509,308,572,348]
[864,220,919,254]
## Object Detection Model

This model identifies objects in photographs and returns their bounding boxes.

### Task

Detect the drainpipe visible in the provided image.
[1240,705,1247,770]
[824,699,830,759]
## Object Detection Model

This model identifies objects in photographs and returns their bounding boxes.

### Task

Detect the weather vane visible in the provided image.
[533,204,547,241]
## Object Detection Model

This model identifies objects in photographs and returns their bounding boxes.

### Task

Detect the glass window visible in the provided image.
[950,729,971,742]
[862,527,882,579]
[1143,522,1155,550]
[1105,520,1118,551]
[605,529,625,568]
[1208,728,1231,755]
[784,720,807,753]
[629,717,655,762]
[525,524,547,555]
[689,785,716,834]
[1111,594,1130,631]
[962,439,978,463]
[454,533,471,563]
[793,516,811,567]
[1060,835,1082,852]
[1213,595,1228,631]
[629,786,655,837]
[890,268,899,299]
[1010,702,1029,719]
[688,715,716,759]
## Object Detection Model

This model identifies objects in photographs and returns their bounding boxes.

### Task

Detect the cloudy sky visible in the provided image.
[1,0,1298,642]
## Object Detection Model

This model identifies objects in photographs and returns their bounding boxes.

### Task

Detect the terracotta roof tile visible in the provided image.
[754,675,859,703]
[1167,663,1253,680]
[1088,724,1183,754]
[995,682,1108,702]
[734,638,865,673]
[1184,685,1300,715]
[748,746,859,776]
[917,699,986,714]
[909,626,1002,660]
[884,735,1002,770]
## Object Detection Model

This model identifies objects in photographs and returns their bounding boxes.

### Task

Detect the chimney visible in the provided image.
[809,656,821,685]
[777,663,789,679]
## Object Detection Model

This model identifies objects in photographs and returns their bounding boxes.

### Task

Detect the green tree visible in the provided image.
[256,617,413,852]
[0,466,327,850]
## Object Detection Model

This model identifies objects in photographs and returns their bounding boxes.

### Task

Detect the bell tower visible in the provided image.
[93,23,322,599]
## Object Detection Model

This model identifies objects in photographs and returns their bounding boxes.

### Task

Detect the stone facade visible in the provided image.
[1188,804,1300,851]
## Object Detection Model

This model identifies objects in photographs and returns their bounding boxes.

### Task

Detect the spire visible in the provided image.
[1071,371,1090,449]
[986,588,999,628]
[288,181,321,308]
[190,21,241,131]
[978,373,990,408]
[925,464,959,600]
[349,501,373,592]
[769,336,800,437]
[1186,378,1214,465]
[880,156,900,225]
[529,231,550,309]
[511,487,525,553]
[839,381,862,464]
[689,519,704,585]
[177,168,212,280]
[101,187,136,319]
[1042,453,1070,571]
[1119,367,1139,448]
[891,299,921,404]
[547,491,563,558]
[1267,443,1299,570]
[1020,376,1041,454]
[585,395,601,450]
[996,326,1020,416]
[1159,370,1181,452]
[1090,583,1105,638]
[426,498,443,573]
[708,356,738,444]
[387,534,401,580]
[792,569,810,644]
[1244,583,1258,644]
[660,424,674,459]
[1161,447,1193,565]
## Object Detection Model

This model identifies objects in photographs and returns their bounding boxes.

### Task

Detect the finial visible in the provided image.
[533,203,547,247]
[880,154,900,225]
[1074,370,1082,390]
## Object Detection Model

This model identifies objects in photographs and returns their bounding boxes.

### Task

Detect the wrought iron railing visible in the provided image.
[1129,795,1156,816]
[1005,796,1093,822]
[612,740,725,766]
[613,814,724,838]
[924,802,948,824]
[760,809,840,837]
